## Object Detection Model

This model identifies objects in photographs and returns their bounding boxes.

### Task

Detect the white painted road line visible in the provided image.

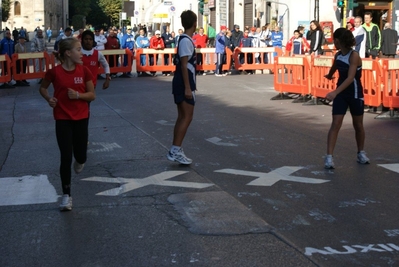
[0,175,58,206]
[215,167,330,186]
[206,137,238,147]
[378,164,399,174]
[82,171,214,196]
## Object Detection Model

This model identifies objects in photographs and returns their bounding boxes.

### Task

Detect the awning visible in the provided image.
[150,2,171,23]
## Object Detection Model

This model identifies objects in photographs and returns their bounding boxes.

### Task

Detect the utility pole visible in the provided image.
[314,0,319,21]
[0,1,3,31]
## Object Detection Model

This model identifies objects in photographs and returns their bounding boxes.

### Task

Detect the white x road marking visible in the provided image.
[215,166,329,186]
[378,164,399,174]
[82,171,214,196]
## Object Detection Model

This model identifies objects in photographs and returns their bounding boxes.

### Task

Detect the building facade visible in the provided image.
[3,0,69,36]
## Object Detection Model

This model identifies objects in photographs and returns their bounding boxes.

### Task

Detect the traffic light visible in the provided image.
[348,0,359,9]
[198,0,205,15]
[337,0,344,8]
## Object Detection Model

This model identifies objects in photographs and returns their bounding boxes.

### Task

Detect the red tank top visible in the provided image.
[45,64,93,120]
[82,49,99,87]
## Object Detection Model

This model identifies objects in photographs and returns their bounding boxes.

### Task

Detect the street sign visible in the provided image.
[134,10,139,16]
[170,6,176,12]
[164,0,173,5]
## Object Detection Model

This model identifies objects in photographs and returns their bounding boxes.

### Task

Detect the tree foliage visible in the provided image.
[2,0,12,22]
[69,0,122,28]
[98,0,122,27]
[69,0,92,17]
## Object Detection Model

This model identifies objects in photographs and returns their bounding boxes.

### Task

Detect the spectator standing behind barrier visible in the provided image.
[249,27,261,64]
[39,38,95,211]
[149,30,165,77]
[14,36,30,86]
[81,30,110,90]
[231,25,243,50]
[19,27,26,39]
[363,12,381,59]
[215,26,227,77]
[46,27,52,43]
[271,26,283,58]
[135,29,150,77]
[104,28,120,78]
[192,27,208,75]
[352,16,366,58]
[381,23,398,58]
[0,30,15,88]
[239,28,254,75]
[54,27,73,51]
[167,10,197,165]
[175,29,184,43]
[323,28,369,169]
[224,29,234,74]
[12,27,19,42]
[161,25,174,76]
[207,23,216,47]
[289,30,310,56]
[121,26,135,77]
[94,27,107,51]
[307,20,324,55]
[259,25,270,63]
[31,29,47,84]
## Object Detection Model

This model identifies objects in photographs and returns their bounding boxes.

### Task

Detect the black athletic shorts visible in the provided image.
[174,91,196,106]
[332,94,364,116]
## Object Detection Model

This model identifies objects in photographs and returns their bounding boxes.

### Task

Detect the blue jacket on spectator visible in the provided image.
[0,36,14,57]
[121,33,135,50]
[215,32,225,53]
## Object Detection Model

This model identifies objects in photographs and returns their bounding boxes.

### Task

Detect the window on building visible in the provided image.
[15,2,21,16]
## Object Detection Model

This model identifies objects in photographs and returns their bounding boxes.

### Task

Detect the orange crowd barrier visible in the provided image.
[100,48,134,74]
[361,58,383,108]
[322,44,337,56]
[310,56,336,100]
[233,47,283,72]
[135,48,175,73]
[273,55,311,99]
[196,47,232,72]
[380,59,399,118]
[0,54,12,85]
[12,52,51,81]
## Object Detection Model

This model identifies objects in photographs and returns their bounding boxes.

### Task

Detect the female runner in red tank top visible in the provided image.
[39,38,95,211]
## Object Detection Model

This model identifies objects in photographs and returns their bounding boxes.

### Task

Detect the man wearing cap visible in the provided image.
[231,25,243,51]
[14,35,30,86]
[149,30,165,76]
[94,27,107,51]
[121,26,135,77]
[215,26,227,76]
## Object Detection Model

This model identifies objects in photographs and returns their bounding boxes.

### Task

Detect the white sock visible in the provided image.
[171,145,180,153]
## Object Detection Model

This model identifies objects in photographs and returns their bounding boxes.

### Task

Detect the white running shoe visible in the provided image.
[357,151,370,164]
[73,160,85,174]
[59,194,72,211]
[167,148,192,165]
[324,155,335,169]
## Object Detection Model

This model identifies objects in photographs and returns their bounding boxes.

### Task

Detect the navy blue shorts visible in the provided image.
[174,91,196,106]
[332,94,364,116]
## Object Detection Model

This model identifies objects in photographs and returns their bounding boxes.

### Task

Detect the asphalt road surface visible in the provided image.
[1,72,398,267]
